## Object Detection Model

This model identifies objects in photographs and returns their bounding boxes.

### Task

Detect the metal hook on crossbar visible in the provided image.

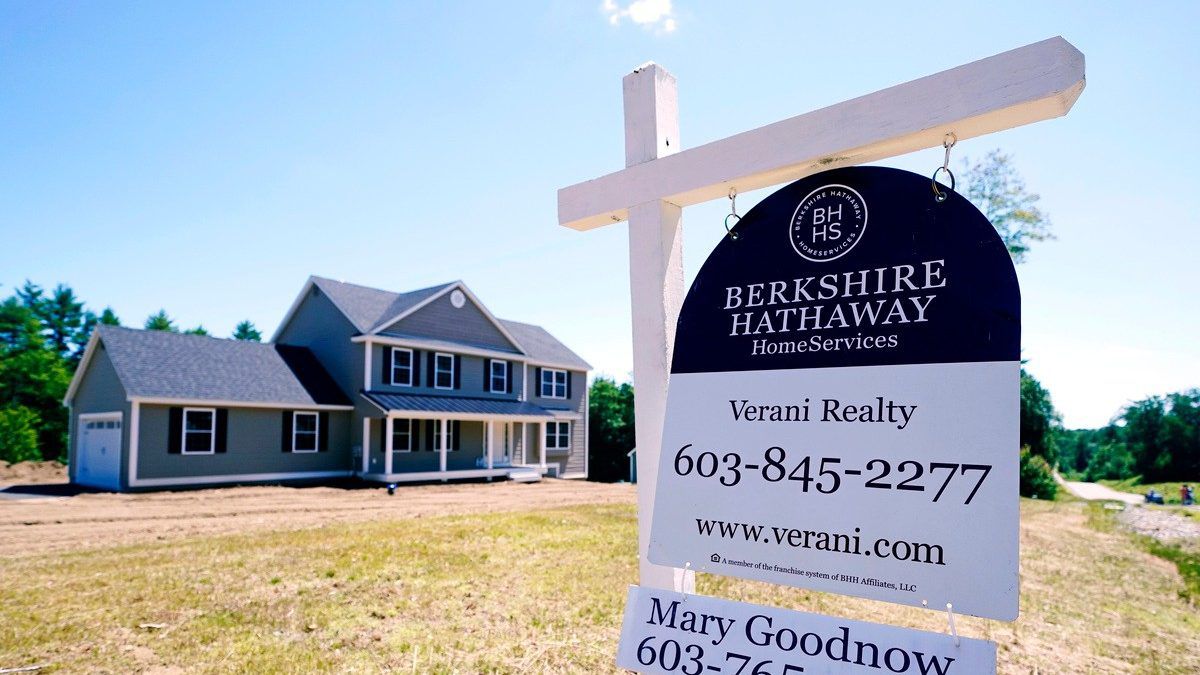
[931,132,957,203]
[945,603,960,647]
[725,188,741,240]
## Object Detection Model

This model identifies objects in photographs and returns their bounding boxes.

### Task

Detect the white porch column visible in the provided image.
[538,420,546,469]
[624,65,691,592]
[384,416,393,475]
[486,420,494,470]
[439,418,449,474]
[361,417,371,474]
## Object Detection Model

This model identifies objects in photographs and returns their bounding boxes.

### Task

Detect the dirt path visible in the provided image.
[1060,478,1143,504]
[0,479,635,558]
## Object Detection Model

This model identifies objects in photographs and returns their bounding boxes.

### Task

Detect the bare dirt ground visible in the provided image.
[0,478,635,558]
[0,460,67,485]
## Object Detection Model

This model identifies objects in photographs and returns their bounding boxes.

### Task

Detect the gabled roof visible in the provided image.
[316,277,455,335]
[272,276,590,371]
[65,326,352,407]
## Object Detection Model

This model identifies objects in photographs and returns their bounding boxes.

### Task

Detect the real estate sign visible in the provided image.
[617,586,996,674]
[647,166,1021,620]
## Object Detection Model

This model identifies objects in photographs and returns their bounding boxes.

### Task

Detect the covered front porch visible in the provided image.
[360,392,557,483]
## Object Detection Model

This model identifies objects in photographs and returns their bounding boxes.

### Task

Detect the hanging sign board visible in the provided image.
[648,166,1021,620]
[617,586,996,674]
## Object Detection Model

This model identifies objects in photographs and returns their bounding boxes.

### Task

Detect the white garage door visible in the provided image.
[76,413,122,491]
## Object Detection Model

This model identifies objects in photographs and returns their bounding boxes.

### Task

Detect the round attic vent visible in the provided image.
[450,289,466,308]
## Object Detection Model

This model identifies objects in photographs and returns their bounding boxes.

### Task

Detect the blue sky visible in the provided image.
[2,1,1197,428]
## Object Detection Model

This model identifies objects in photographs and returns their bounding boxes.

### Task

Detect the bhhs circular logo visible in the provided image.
[788,184,868,262]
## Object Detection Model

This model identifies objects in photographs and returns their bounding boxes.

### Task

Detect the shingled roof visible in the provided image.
[307,277,591,370]
[88,326,351,406]
[310,276,454,334]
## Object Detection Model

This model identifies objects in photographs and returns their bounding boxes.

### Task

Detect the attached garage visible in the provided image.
[74,412,123,490]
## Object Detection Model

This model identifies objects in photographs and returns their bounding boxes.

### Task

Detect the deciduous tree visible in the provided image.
[962,151,1053,263]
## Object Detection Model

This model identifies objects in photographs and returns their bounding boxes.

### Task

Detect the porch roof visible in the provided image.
[362,391,554,419]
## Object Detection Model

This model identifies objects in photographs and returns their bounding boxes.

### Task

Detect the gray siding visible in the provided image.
[276,287,362,400]
[528,369,587,477]
[136,404,352,479]
[68,343,132,487]
[379,293,519,352]
[371,344,524,400]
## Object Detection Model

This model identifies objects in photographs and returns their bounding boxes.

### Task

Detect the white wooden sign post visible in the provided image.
[558,37,1085,593]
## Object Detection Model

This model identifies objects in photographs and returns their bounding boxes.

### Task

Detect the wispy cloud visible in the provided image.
[602,0,677,33]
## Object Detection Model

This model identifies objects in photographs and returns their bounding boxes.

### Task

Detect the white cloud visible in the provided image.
[602,0,677,33]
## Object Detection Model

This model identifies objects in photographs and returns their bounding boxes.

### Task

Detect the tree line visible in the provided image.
[1056,391,1200,484]
[0,281,263,463]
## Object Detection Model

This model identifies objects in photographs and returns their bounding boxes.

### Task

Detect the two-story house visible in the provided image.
[63,277,591,491]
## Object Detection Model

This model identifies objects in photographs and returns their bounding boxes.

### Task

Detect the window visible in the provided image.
[540,368,567,399]
[426,420,457,451]
[392,419,412,452]
[390,348,414,386]
[292,412,319,453]
[434,352,455,389]
[182,408,216,455]
[545,421,570,450]
[489,360,508,393]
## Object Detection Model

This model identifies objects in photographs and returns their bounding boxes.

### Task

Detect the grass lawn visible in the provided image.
[2,500,1199,674]
[1099,477,1198,505]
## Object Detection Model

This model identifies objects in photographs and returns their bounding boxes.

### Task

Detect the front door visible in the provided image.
[492,422,511,465]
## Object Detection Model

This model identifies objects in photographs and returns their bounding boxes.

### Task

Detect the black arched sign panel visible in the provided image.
[648,167,1021,621]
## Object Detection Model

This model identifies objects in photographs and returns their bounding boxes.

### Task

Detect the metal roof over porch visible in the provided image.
[361,391,554,419]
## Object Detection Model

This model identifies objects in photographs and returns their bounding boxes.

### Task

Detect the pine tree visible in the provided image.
[144,310,177,332]
[184,325,209,336]
[232,320,262,342]
[40,284,86,359]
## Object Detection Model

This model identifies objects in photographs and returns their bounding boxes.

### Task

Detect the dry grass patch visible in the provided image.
[1,500,1197,673]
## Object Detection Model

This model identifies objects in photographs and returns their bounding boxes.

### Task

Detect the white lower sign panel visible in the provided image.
[617,586,996,675]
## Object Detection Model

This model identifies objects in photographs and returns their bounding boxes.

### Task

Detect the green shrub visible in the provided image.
[0,406,42,463]
[1020,446,1058,499]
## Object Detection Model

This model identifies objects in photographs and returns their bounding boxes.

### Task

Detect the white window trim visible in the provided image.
[389,347,414,387]
[182,407,217,455]
[434,352,455,390]
[434,419,457,452]
[292,411,320,453]
[540,368,568,399]
[489,360,508,394]
[392,418,413,453]
[545,421,570,450]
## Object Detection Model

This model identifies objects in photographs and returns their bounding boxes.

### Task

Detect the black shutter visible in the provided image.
[411,418,420,451]
[505,361,513,394]
[535,367,543,397]
[452,420,461,451]
[381,347,391,386]
[214,409,228,453]
[426,352,435,387]
[411,350,421,386]
[425,419,434,451]
[281,411,293,452]
[318,412,329,451]
[566,371,573,399]
[484,358,491,391]
[453,355,462,389]
[168,407,182,453]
